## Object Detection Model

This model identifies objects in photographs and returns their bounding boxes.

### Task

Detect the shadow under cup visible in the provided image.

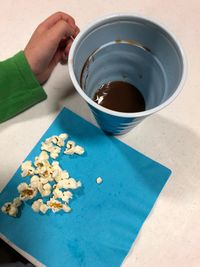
[68,15,186,135]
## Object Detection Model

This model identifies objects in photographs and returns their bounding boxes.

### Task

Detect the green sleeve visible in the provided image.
[0,51,47,123]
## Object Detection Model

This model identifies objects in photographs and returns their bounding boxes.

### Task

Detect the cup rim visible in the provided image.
[68,13,187,118]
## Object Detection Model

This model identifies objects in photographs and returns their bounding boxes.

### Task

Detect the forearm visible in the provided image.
[0,51,47,123]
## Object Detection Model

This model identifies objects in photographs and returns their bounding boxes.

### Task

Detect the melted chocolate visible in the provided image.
[93,81,145,113]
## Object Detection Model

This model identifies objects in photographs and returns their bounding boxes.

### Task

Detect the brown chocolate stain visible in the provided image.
[93,81,145,113]
[115,39,151,53]
[80,48,99,89]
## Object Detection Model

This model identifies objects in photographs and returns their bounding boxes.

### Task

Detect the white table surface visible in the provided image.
[0,1,200,266]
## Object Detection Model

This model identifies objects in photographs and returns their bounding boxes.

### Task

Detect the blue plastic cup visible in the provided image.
[68,14,187,135]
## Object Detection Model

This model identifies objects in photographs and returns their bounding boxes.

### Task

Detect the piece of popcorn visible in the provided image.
[38,165,53,181]
[59,133,68,140]
[50,145,61,159]
[64,141,76,155]
[38,151,49,161]
[50,134,68,147]
[39,165,48,174]
[32,199,43,213]
[1,202,18,217]
[30,175,40,183]
[62,204,71,213]
[34,154,52,183]
[41,189,51,197]
[30,177,43,193]
[21,161,32,170]
[61,191,73,203]
[96,177,103,184]
[66,140,75,148]
[57,178,81,190]
[47,198,63,213]
[41,142,53,152]
[64,141,85,155]
[53,188,63,199]
[40,203,49,214]
[21,161,35,177]
[30,175,40,189]
[17,182,29,192]
[43,183,51,191]
[39,166,47,174]
[34,159,49,170]
[1,196,23,217]
[74,145,85,155]
[17,183,37,200]
[38,183,52,197]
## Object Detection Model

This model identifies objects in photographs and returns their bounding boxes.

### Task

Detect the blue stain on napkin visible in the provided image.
[0,108,171,267]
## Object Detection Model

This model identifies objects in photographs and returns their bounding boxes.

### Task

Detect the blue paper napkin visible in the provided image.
[0,108,171,267]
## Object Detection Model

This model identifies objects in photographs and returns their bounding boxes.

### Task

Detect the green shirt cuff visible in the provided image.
[0,51,47,123]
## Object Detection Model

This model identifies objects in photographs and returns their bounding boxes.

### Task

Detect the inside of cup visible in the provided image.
[73,16,184,111]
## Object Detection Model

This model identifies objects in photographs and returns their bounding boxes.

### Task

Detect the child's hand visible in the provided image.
[24,12,79,84]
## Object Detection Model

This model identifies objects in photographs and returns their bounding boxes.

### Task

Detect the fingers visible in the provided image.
[72,26,80,38]
[59,26,79,62]
[59,38,73,63]
[40,12,76,31]
[49,21,80,54]
[64,38,73,55]
[49,20,74,45]
[26,12,80,83]
[37,12,79,56]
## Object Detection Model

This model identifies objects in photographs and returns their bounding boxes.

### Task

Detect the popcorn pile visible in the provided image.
[1,133,84,217]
